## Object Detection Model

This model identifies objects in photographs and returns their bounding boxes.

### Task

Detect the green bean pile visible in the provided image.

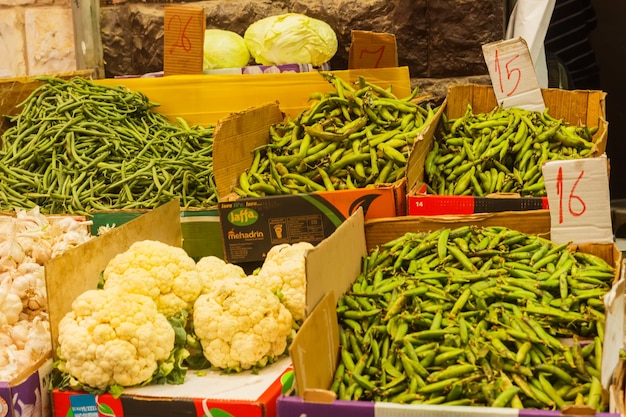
[235,72,436,197]
[0,76,217,214]
[425,105,598,196]
[333,226,613,410]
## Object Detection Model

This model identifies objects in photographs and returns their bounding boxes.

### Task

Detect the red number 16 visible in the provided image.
[556,166,586,224]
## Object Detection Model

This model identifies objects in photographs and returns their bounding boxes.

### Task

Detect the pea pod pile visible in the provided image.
[235,72,436,197]
[333,226,613,410]
[0,76,217,214]
[424,105,598,196]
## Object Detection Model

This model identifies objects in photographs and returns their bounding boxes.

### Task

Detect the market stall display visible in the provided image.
[424,105,597,196]
[406,84,607,215]
[0,76,217,214]
[0,8,620,415]
[50,217,310,398]
[234,71,435,197]
[333,226,612,409]
[281,209,623,416]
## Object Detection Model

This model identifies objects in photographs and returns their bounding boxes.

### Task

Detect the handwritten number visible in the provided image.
[493,50,521,97]
[359,46,386,68]
[167,15,193,55]
[568,169,586,217]
[556,166,564,224]
[556,166,587,224]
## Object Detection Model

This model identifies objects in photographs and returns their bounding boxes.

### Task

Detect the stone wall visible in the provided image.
[1,0,505,85]
[0,0,77,77]
[100,0,506,79]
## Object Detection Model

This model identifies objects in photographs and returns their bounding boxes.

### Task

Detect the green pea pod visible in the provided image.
[491,386,521,408]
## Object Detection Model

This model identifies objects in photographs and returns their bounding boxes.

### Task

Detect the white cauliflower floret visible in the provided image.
[195,255,246,292]
[255,242,314,322]
[193,277,292,371]
[102,240,203,317]
[57,287,175,390]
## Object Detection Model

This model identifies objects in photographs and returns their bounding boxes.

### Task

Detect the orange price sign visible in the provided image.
[163,5,205,75]
[482,37,545,111]
[542,155,613,244]
[348,30,398,69]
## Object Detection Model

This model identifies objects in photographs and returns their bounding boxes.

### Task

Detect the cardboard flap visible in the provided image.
[46,200,183,357]
[407,100,446,191]
[305,208,367,316]
[290,291,339,397]
[212,102,284,199]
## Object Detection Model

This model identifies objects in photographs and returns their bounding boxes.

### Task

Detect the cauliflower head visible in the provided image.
[193,277,292,372]
[195,256,246,292]
[57,287,175,390]
[255,242,314,322]
[102,240,203,317]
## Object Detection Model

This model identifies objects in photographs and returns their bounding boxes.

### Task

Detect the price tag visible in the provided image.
[348,30,398,69]
[542,155,613,244]
[163,5,205,76]
[482,37,545,111]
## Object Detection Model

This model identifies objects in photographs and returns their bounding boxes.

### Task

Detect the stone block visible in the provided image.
[25,6,77,75]
[0,9,27,77]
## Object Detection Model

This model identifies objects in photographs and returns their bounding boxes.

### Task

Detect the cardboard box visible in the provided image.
[107,68,413,265]
[279,209,624,417]
[90,208,223,261]
[45,200,294,417]
[0,356,53,417]
[52,358,294,417]
[213,102,407,265]
[406,84,609,215]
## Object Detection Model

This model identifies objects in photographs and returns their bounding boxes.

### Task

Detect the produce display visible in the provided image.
[0,207,92,381]
[0,76,216,214]
[333,226,613,410]
[424,105,598,196]
[235,72,436,197]
[52,240,310,396]
[0,62,615,416]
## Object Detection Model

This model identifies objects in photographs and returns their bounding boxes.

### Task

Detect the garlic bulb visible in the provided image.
[0,206,92,381]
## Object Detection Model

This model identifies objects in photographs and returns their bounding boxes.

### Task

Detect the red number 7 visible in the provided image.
[359,46,385,68]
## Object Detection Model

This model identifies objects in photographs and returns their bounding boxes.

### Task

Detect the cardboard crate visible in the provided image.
[406,84,608,215]
[278,209,624,417]
[212,66,416,265]
[46,200,295,417]
[213,102,408,265]
[0,356,53,417]
[90,207,223,261]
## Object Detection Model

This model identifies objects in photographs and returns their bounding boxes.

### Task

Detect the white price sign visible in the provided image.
[482,37,545,111]
[542,155,613,244]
